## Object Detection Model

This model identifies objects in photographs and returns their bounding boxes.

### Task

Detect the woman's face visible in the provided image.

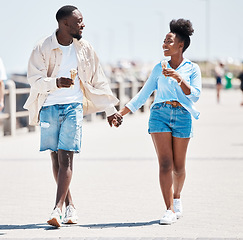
[162,32,183,57]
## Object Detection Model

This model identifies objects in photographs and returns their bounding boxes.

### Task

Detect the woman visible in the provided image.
[214,61,225,103]
[116,19,201,224]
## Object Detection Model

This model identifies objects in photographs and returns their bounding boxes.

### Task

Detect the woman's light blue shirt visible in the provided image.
[126,58,202,119]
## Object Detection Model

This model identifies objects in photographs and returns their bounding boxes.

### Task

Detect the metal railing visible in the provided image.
[0,79,150,136]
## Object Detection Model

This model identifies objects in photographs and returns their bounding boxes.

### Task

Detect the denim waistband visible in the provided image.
[158,102,184,109]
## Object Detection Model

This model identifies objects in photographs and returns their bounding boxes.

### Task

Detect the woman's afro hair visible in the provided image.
[169,19,194,52]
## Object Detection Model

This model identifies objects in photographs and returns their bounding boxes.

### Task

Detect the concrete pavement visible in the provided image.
[0,88,243,239]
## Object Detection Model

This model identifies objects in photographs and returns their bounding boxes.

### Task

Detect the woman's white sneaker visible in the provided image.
[47,207,62,227]
[63,205,78,224]
[159,210,177,225]
[173,199,183,219]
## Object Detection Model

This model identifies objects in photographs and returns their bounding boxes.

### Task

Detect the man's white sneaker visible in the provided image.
[159,210,177,225]
[63,205,78,224]
[173,198,183,219]
[47,207,62,227]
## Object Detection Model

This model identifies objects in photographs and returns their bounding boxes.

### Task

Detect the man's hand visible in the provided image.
[56,77,74,88]
[107,112,123,127]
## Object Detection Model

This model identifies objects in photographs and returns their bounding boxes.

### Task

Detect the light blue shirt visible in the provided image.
[126,58,202,119]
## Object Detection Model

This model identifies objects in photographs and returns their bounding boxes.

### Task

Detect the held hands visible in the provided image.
[107,112,123,128]
[107,107,131,128]
[56,77,74,88]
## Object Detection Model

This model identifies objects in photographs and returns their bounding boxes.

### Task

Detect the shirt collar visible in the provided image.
[50,30,85,50]
[176,58,191,70]
[50,30,60,50]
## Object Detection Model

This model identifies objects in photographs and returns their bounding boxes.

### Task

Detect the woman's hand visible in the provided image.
[162,68,191,95]
[107,112,123,127]
[112,107,131,127]
[162,68,181,82]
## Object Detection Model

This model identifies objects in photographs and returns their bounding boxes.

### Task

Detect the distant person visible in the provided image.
[115,19,201,224]
[0,57,7,111]
[214,61,225,103]
[238,71,243,106]
[24,5,122,227]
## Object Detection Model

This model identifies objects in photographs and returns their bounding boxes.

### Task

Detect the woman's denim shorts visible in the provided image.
[39,103,83,153]
[148,102,193,138]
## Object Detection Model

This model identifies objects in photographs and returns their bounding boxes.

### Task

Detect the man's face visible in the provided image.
[67,9,85,40]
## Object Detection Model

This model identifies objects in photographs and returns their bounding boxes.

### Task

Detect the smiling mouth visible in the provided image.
[163,49,169,52]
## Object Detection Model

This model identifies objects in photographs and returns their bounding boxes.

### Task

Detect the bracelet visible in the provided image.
[178,78,183,86]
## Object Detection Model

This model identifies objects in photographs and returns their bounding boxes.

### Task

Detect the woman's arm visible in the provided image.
[119,106,131,116]
[112,64,159,127]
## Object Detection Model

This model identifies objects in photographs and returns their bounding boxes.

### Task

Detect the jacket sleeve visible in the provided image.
[27,45,58,94]
[186,63,202,103]
[91,49,113,93]
[89,46,118,116]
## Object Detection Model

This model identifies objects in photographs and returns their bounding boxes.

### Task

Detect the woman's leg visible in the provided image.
[172,137,190,199]
[216,84,222,103]
[151,132,174,211]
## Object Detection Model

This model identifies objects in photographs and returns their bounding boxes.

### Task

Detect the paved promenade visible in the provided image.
[0,88,243,239]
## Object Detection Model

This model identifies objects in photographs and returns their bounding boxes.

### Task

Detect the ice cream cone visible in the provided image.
[70,68,77,88]
[161,60,167,70]
[161,60,167,79]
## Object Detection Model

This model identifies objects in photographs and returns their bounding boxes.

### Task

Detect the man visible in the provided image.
[24,5,122,227]
[0,57,7,111]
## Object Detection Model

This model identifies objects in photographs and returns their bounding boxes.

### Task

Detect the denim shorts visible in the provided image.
[39,103,83,153]
[148,102,193,138]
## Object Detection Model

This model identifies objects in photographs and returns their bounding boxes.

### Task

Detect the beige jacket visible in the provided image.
[24,31,119,126]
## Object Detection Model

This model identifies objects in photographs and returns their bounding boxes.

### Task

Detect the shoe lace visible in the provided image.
[164,210,173,218]
[65,205,74,218]
[173,200,181,211]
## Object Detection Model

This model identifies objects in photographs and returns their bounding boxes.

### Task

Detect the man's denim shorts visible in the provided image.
[148,102,193,138]
[39,103,83,153]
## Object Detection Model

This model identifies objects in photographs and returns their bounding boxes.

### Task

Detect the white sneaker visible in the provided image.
[47,207,62,227]
[173,198,183,219]
[159,210,177,225]
[63,205,78,224]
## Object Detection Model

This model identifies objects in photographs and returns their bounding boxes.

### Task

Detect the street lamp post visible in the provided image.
[205,0,210,77]
[201,0,211,76]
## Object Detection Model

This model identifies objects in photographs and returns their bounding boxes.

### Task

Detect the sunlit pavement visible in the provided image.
[0,88,243,239]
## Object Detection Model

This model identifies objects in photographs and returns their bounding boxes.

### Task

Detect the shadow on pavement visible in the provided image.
[0,220,159,231]
[79,220,159,228]
[0,223,59,231]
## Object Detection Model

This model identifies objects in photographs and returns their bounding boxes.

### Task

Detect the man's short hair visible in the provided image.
[56,5,77,22]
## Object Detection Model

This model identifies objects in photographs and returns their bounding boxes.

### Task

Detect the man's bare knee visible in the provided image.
[58,149,73,169]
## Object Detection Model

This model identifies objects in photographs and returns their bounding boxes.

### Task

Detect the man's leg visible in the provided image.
[47,103,82,227]
[51,151,74,207]
[54,149,74,210]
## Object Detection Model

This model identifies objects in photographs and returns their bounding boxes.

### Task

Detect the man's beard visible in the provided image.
[71,33,82,40]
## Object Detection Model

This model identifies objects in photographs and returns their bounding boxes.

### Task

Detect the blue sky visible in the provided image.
[0,0,242,73]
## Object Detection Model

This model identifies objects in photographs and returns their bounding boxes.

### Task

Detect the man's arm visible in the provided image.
[0,80,4,111]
